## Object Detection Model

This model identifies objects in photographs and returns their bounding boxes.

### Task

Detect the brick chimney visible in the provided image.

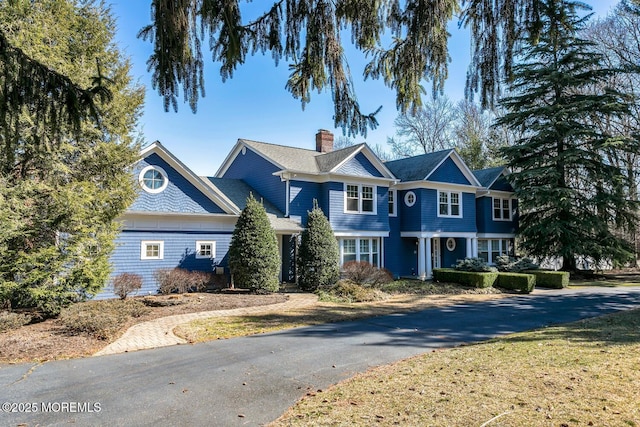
[315,129,334,153]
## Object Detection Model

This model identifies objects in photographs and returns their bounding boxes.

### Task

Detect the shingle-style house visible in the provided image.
[103,130,517,298]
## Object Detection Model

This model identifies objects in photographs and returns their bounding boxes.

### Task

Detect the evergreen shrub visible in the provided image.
[454,258,497,272]
[525,270,569,288]
[433,268,498,288]
[496,272,536,293]
[229,194,280,292]
[298,202,340,291]
[495,256,539,272]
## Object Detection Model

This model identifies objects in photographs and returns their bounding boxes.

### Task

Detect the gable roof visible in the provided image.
[138,141,239,215]
[203,177,303,232]
[216,139,395,179]
[385,149,452,182]
[473,166,508,189]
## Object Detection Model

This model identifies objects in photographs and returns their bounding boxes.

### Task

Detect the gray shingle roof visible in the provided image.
[202,177,303,232]
[384,149,452,182]
[472,166,506,188]
[240,139,364,173]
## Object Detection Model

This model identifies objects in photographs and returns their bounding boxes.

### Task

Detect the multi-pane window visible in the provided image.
[344,184,376,214]
[139,165,168,194]
[141,241,164,260]
[196,241,216,259]
[346,185,359,212]
[340,238,380,266]
[493,197,512,221]
[343,239,357,263]
[388,189,397,216]
[477,239,512,264]
[438,191,462,217]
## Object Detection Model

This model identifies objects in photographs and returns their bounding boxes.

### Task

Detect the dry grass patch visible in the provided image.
[174,292,506,342]
[271,308,640,427]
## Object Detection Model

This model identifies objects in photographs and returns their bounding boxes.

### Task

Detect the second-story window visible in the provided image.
[438,191,462,217]
[493,197,512,221]
[344,184,376,214]
[388,189,397,216]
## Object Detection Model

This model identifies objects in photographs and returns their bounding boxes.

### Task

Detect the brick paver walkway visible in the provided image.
[94,293,318,356]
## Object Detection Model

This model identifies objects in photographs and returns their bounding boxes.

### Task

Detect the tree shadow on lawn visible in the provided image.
[244,290,640,350]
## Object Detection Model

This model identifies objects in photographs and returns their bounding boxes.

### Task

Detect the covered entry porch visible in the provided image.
[401,232,478,280]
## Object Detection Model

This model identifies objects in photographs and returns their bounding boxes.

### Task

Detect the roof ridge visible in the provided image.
[240,139,321,155]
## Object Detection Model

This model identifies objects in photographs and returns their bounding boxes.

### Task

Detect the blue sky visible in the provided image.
[109,1,620,176]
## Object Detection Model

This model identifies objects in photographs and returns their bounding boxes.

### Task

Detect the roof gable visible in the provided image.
[217,139,395,180]
[473,166,513,191]
[427,156,471,185]
[384,150,452,182]
[135,142,238,215]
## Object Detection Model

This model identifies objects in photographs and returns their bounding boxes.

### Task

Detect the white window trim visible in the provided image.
[343,183,377,215]
[195,241,216,259]
[141,240,164,260]
[389,189,397,217]
[139,165,169,194]
[338,237,381,267]
[492,197,512,221]
[437,190,462,218]
[477,239,512,264]
[404,191,416,207]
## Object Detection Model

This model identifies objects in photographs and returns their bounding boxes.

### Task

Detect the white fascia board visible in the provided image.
[478,189,516,199]
[274,170,397,186]
[122,211,239,220]
[423,150,483,187]
[395,181,479,192]
[476,233,516,239]
[140,143,239,215]
[400,231,478,238]
[333,231,390,237]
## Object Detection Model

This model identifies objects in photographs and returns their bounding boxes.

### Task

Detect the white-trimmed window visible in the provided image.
[478,239,512,264]
[404,191,416,207]
[141,241,164,260]
[388,189,397,216]
[438,191,462,217]
[339,238,380,266]
[139,165,169,194]
[493,197,512,221]
[344,184,376,214]
[196,241,216,259]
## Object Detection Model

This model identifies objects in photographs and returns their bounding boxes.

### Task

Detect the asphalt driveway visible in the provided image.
[2,286,640,426]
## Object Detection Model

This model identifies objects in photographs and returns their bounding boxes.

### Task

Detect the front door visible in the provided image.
[432,237,441,269]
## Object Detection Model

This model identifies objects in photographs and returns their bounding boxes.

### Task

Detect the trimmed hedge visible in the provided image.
[496,272,536,293]
[433,268,498,288]
[525,270,570,289]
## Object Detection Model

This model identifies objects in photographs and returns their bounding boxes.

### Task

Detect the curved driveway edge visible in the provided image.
[2,287,640,427]
[95,293,319,356]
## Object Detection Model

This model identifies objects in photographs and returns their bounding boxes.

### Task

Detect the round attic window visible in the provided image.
[404,191,416,207]
[139,165,168,194]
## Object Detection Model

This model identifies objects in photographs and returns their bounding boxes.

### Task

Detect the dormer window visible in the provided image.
[344,184,376,214]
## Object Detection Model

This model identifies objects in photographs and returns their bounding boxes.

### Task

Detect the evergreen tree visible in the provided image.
[229,194,280,292]
[2,1,551,137]
[298,201,340,291]
[0,0,143,315]
[498,0,639,271]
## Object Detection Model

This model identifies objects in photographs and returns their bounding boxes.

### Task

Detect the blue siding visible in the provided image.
[428,157,471,185]
[221,147,286,213]
[442,238,467,268]
[101,230,232,299]
[401,189,476,232]
[131,154,225,214]
[476,196,518,234]
[289,180,323,225]
[490,175,515,192]
[328,183,389,232]
[335,153,384,177]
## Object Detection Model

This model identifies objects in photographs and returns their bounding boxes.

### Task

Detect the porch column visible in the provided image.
[466,238,472,258]
[472,238,478,258]
[426,237,432,279]
[418,238,426,279]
